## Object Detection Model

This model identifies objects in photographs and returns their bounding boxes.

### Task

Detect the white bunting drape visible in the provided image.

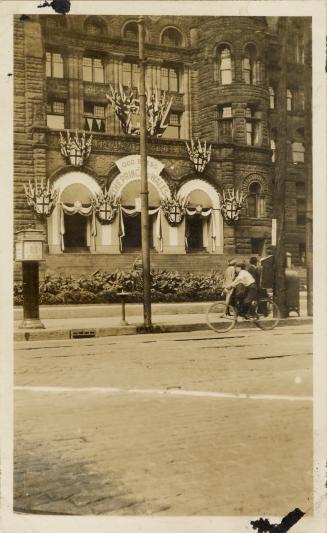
[60,203,97,251]
[118,205,163,252]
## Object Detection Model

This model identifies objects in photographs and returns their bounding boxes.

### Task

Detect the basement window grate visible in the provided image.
[70,329,96,339]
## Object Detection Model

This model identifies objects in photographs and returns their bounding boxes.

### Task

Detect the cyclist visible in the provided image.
[227,261,257,318]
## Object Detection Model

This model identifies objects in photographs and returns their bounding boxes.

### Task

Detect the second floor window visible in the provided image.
[296,181,306,225]
[84,102,106,132]
[161,67,179,92]
[243,44,261,84]
[47,100,65,129]
[162,112,181,139]
[83,57,104,83]
[245,107,261,146]
[218,106,233,142]
[123,62,139,88]
[46,52,64,78]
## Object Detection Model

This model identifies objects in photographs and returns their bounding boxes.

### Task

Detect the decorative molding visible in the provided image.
[242,172,269,193]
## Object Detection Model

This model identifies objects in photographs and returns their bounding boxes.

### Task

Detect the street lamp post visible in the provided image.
[138,16,152,329]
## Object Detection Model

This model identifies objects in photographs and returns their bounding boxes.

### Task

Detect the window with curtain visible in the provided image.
[161,28,183,47]
[160,66,179,92]
[247,181,266,218]
[217,46,232,85]
[217,105,233,142]
[47,101,65,129]
[123,62,140,88]
[46,52,64,78]
[83,102,106,132]
[83,57,104,83]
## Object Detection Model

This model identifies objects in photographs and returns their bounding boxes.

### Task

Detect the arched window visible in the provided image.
[287,89,293,111]
[84,17,106,36]
[269,87,275,109]
[295,34,305,64]
[161,27,183,47]
[217,45,232,85]
[124,21,138,40]
[247,182,265,218]
[243,43,261,84]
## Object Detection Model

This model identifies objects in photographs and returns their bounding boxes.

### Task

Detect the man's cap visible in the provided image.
[228,258,237,266]
[235,261,246,268]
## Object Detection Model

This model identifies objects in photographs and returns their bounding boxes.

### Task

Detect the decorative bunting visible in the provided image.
[91,189,120,225]
[59,130,92,167]
[185,139,212,173]
[161,189,188,227]
[106,84,173,138]
[221,188,247,224]
[24,178,58,218]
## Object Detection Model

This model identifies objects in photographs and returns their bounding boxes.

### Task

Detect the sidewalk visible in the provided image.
[14,300,312,342]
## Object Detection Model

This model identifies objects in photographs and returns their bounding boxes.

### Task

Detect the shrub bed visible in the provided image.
[14,268,224,306]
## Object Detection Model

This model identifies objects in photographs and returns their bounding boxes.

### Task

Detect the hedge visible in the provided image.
[14,267,224,306]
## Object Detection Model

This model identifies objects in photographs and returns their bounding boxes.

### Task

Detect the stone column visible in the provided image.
[65,48,84,130]
[232,102,247,145]
[146,58,163,91]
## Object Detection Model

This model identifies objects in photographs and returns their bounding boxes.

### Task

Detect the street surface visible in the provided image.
[14,325,313,516]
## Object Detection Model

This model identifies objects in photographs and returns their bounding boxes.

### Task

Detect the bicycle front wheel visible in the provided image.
[255,299,280,330]
[206,301,237,333]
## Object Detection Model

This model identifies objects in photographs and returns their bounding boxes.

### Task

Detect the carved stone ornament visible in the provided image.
[59,130,92,167]
[221,188,247,224]
[185,139,212,173]
[24,178,58,218]
[161,190,187,227]
[91,188,120,225]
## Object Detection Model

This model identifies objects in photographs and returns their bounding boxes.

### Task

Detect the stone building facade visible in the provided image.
[14,15,311,277]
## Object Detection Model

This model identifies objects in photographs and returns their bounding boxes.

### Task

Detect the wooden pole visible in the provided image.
[138,17,152,329]
[273,17,288,318]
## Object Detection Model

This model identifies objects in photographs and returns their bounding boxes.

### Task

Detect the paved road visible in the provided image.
[14,325,313,516]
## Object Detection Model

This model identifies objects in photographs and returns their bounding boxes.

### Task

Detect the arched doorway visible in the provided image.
[48,171,102,254]
[109,155,170,253]
[178,179,223,254]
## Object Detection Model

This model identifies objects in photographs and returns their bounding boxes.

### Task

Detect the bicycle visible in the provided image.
[206,289,280,334]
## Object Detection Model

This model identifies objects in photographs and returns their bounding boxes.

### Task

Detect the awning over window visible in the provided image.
[60,183,92,204]
[120,180,161,207]
[186,189,212,209]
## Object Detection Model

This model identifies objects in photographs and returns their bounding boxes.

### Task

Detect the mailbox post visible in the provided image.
[15,229,45,329]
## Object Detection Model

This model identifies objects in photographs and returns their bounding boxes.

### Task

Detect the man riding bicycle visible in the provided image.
[226,261,258,318]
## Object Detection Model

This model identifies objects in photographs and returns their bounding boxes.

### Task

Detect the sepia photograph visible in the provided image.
[1,1,326,532]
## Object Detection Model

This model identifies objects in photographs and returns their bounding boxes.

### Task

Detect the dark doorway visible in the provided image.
[187,215,203,251]
[122,213,154,251]
[63,213,89,251]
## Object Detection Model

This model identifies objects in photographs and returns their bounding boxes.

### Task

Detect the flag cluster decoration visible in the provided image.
[59,130,92,168]
[91,189,120,225]
[220,188,247,224]
[161,189,188,227]
[185,139,212,173]
[106,84,173,138]
[24,178,58,218]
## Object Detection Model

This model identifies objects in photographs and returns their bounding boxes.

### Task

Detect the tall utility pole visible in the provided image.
[304,22,313,316]
[273,17,288,318]
[138,17,152,328]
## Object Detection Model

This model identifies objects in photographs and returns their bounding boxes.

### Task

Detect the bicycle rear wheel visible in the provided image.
[255,299,280,330]
[206,301,237,333]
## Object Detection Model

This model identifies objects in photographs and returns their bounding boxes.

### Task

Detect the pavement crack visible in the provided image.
[248,352,312,360]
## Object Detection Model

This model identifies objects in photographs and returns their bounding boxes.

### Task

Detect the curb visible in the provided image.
[14,317,313,342]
